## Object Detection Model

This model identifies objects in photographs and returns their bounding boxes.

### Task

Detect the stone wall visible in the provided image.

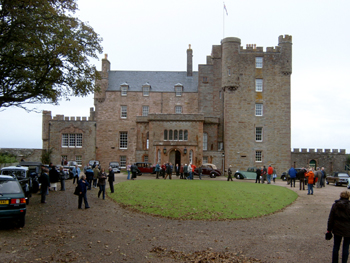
[0,148,43,167]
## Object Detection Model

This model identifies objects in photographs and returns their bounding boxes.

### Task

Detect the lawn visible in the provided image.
[111,180,298,220]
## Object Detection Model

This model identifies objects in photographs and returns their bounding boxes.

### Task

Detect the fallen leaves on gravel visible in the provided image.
[150,246,263,263]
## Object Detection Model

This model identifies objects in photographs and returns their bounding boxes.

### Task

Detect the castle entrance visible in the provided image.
[169,150,181,167]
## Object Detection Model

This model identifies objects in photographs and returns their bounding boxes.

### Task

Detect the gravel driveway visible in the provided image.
[0,173,342,262]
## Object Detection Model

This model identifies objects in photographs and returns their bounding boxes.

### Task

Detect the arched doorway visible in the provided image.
[169,150,181,166]
[309,159,316,169]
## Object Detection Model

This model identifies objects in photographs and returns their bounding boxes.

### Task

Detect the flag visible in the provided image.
[224,3,228,16]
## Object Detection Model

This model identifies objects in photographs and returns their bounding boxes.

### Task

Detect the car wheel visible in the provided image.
[326,181,329,185]
[210,173,216,178]
[281,175,286,181]
[18,215,25,228]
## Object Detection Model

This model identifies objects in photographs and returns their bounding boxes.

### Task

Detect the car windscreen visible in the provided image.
[0,180,22,194]
[1,169,26,179]
[110,163,119,167]
[338,174,349,178]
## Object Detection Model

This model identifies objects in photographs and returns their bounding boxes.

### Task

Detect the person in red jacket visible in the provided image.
[305,168,315,195]
[267,165,273,184]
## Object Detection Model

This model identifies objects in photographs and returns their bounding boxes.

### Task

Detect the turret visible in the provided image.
[278,35,292,75]
[221,37,241,90]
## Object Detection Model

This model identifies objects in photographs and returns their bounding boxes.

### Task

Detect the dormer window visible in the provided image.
[143,82,151,96]
[174,83,183,96]
[120,82,129,96]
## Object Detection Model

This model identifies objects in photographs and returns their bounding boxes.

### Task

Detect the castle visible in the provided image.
[42,35,293,173]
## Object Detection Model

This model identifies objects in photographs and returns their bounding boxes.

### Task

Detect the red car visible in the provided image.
[134,162,155,175]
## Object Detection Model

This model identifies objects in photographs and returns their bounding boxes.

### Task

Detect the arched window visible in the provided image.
[164,130,167,140]
[169,130,173,140]
[157,150,161,163]
[189,150,193,164]
[179,130,183,140]
[203,133,208,151]
[174,130,178,140]
[184,130,188,141]
[146,132,149,149]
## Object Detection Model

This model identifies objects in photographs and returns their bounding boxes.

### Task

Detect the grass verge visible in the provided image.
[111,180,297,220]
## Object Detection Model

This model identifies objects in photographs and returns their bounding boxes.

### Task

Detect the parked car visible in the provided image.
[134,162,155,175]
[62,161,78,179]
[89,160,100,169]
[193,163,221,178]
[0,175,27,227]
[326,172,350,186]
[234,167,257,180]
[109,162,121,173]
[18,161,42,193]
[1,166,33,204]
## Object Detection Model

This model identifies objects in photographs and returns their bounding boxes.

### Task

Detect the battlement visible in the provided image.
[278,34,292,44]
[292,148,346,154]
[43,108,95,122]
[240,45,281,53]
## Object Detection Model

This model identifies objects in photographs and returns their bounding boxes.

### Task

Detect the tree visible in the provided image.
[0,0,103,110]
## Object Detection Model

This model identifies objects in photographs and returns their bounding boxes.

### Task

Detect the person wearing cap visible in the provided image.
[327,191,350,263]
[227,165,233,181]
[108,166,115,193]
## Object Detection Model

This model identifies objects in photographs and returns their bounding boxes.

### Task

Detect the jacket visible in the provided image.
[305,171,314,184]
[85,169,94,180]
[78,179,89,194]
[108,170,115,182]
[166,164,173,174]
[288,167,297,178]
[155,164,160,172]
[93,167,100,179]
[267,166,273,175]
[98,172,107,186]
[328,198,350,237]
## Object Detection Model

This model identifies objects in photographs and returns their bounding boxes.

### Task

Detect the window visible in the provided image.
[255,79,263,92]
[175,106,182,114]
[144,155,148,162]
[76,155,82,165]
[189,150,193,164]
[203,77,208,82]
[184,130,188,141]
[169,130,173,140]
[255,104,263,116]
[164,130,168,140]
[256,57,263,68]
[179,130,183,140]
[119,132,128,149]
[121,106,127,118]
[142,106,149,116]
[157,150,161,163]
[175,85,182,96]
[62,133,82,147]
[256,127,263,142]
[255,151,262,162]
[143,86,150,96]
[120,156,126,168]
[218,142,223,151]
[203,133,208,151]
[146,132,149,149]
[203,156,208,164]
[174,130,178,140]
[121,83,128,96]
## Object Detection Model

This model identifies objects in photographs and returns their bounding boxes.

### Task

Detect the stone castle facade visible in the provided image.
[42,35,293,173]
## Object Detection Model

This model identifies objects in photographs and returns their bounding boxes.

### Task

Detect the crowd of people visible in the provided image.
[153,162,201,180]
[255,165,277,184]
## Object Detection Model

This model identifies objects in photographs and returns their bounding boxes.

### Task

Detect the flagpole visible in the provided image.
[223,2,225,38]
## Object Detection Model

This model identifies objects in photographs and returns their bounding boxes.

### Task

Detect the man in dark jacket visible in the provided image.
[297,168,307,190]
[39,167,50,203]
[108,167,115,193]
[288,166,297,188]
[165,163,173,180]
[256,167,261,183]
[85,166,94,190]
[78,175,90,209]
[327,191,350,263]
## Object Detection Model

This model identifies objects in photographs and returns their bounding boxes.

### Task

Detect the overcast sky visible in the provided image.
[0,0,349,153]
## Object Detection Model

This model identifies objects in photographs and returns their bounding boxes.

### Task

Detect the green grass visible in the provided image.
[111,180,298,220]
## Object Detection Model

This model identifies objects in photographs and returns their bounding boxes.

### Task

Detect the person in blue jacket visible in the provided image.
[77,175,90,209]
[288,166,297,188]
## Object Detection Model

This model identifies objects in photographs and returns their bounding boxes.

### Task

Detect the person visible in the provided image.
[187,163,192,180]
[175,163,180,177]
[327,191,350,263]
[77,175,90,209]
[321,167,327,187]
[267,165,273,184]
[154,163,160,179]
[97,168,107,200]
[288,166,297,188]
[161,163,166,178]
[39,167,50,203]
[191,163,196,179]
[131,163,139,180]
[262,166,267,184]
[93,165,100,188]
[255,167,261,183]
[126,164,131,180]
[227,165,233,181]
[180,164,184,179]
[49,163,59,191]
[297,168,307,190]
[73,164,80,184]
[197,165,202,180]
[272,167,277,183]
[165,162,173,180]
[316,167,322,188]
[305,168,315,195]
[108,167,115,193]
[183,164,188,180]
[58,166,66,191]
[85,166,94,190]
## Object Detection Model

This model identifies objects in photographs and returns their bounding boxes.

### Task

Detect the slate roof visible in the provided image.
[107,71,198,92]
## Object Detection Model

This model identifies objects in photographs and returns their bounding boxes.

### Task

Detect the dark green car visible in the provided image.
[0,175,27,227]
[234,167,257,180]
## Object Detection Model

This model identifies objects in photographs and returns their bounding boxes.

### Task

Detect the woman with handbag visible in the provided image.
[327,190,350,263]
[77,175,90,209]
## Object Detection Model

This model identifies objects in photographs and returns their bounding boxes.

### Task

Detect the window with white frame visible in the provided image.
[175,86,182,96]
[169,130,173,140]
[144,155,148,162]
[119,132,128,149]
[175,106,182,114]
[120,156,126,168]
[203,156,208,164]
[255,104,263,116]
[203,133,208,151]
[174,130,178,140]
[143,86,150,96]
[121,105,127,118]
[75,155,82,165]
[255,151,262,162]
[157,150,161,163]
[62,133,82,147]
[256,127,263,142]
[179,130,183,140]
[255,57,263,68]
[218,142,223,151]
[121,86,128,96]
[142,106,149,116]
[189,150,193,164]
[146,132,149,149]
[255,79,263,92]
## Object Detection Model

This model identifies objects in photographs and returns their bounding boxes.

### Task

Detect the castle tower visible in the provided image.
[94,53,110,105]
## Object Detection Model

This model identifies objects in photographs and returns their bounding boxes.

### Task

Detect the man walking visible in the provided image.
[227,165,233,181]
[267,165,273,184]
[108,167,115,193]
[288,166,297,188]
[255,167,261,183]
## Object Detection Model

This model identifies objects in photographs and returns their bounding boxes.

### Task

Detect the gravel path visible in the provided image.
[0,174,342,262]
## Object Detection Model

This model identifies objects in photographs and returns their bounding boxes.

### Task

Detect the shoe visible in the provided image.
[85,207,90,209]
[41,201,47,203]
[78,207,82,209]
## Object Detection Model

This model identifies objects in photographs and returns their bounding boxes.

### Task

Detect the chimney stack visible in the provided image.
[187,44,193,77]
